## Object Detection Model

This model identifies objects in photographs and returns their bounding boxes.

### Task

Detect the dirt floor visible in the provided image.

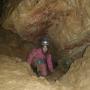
[0,55,61,90]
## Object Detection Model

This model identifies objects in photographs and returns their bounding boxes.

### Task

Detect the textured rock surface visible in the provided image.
[57,46,90,90]
[0,1,90,90]
[0,44,90,90]
[0,28,35,60]
[0,55,58,90]
[1,0,90,59]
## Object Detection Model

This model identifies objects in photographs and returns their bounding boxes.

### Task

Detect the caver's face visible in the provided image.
[42,45,48,53]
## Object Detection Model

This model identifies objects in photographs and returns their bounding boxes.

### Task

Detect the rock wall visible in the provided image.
[57,47,90,90]
[0,27,35,60]
[1,0,90,60]
[3,0,90,48]
[0,0,22,24]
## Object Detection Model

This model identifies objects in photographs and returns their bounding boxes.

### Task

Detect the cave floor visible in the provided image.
[0,55,61,90]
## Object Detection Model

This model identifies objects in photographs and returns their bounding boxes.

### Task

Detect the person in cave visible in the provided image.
[27,37,54,77]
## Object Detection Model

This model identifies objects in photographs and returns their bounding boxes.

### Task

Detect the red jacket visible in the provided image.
[27,48,54,76]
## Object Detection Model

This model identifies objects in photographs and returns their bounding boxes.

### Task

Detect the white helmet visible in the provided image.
[41,37,49,46]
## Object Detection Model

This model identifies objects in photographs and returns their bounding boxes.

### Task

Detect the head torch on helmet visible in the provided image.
[41,41,49,46]
[41,37,49,46]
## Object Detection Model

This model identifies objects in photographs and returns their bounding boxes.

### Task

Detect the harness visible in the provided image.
[36,59,45,65]
[34,59,45,76]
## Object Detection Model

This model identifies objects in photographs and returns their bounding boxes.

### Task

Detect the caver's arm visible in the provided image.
[26,49,37,75]
[47,54,54,72]
[27,49,36,65]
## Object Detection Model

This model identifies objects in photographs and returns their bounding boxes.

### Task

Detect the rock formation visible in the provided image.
[1,0,90,59]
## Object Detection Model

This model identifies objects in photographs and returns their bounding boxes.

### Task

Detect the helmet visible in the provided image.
[41,37,49,46]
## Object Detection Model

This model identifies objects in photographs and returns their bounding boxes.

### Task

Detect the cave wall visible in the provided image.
[57,47,90,90]
[1,0,90,60]
[2,0,90,41]
[0,1,90,89]
[0,0,22,24]
[0,27,34,60]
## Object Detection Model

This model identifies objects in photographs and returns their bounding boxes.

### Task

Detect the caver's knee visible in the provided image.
[39,68,48,77]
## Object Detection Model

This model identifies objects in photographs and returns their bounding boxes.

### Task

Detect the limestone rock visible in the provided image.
[2,0,90,45]
[1,0,90,62]
[58,47,90,90]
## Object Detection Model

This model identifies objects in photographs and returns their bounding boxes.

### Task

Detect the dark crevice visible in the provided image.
[0,0,22,24]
